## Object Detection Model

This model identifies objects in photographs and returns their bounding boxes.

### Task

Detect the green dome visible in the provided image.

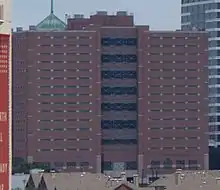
[36,13,66,31]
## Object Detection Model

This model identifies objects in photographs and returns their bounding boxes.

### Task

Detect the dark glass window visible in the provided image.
[101,103,137,111]
[80,162,89,167]
[101,54,137,63]
[209,78,220,84]
[126,161,137,170]
[163,158,173,169]
[101,71,136,79]
[101,38,137,46]
[209,50,220,57]
[66,162,76,167]
[151,160,160,169]
[102,161,112,171]
[101,120,137,129]
[102,139,137,145]
[176,160,185,169]
[188,160,198,169]
[101,87,137,95]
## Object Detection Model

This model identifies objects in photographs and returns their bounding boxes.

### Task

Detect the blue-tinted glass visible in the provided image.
[101,71,137,79]
[101,120,137,129]
[101,103,137,111]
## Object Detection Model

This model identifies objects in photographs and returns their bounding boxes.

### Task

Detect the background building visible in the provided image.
[0,0,12,189]
[181,0,220,147]
[13,3,209,179]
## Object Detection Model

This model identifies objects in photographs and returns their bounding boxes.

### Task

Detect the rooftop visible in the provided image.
[35,0,66,31]
[149,170,220,190]
[36,13,66,31]
[12,174,29,190]
[26,172,153,190]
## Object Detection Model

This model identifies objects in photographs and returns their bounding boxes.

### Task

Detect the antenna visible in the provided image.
[51,0,54,14]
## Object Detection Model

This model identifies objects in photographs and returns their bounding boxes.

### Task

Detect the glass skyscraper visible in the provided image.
[181,0,220,147]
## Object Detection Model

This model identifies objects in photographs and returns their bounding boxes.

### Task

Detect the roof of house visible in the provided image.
[149,170,220,190]
[31,172,153,190]
[12,174,29,190]
[31,173,43,187]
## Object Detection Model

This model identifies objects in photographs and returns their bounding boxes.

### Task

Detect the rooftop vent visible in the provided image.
[121,172,126,181]
[133,174,139,187]
[96,11,107,15]
[117,11,127,16]
[29,25,36,31]
[73,14,84,19]
[16,27,23,32]
[216,177,220,185]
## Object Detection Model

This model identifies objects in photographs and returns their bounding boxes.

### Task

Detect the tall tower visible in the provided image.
[181,0,219,147]
[0,0,11,189]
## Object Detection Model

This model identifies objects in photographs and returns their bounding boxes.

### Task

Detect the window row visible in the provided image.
[39,109,92,113]
[149,85,200,88]
[103,161,137,171]
[101,103,137,111]
[37,35,92,40]
[39,85,91,89]
[209,69,220,75]
[38,60,91,64]
[152,147,200,151]
[38,138,91,141]
[39,93,92,97]
[209,30,220,38]
[149,44,198,48]
[38,76,91,80]
[210,134,220,141]
[102,71,136,79]
[209,50,220,57]
[37,148,92,152]
[32,161,91,168]
[206,21,220,29]
[149,36,199,40]
[149,68,200,72]
[148,52,199,56]
[39,101,92,105]
[149,101,199,104]
[38,52,92,56]
[101,87,137,95]
[150,158,198,169]
[102,139,137,145]
[149,126,200,130]
[209,97,220,104]
[209,40,220,48]
[39,44,92,48]
[101,38,137,46]
[181,2,215,13]
[38,127,91,131]
[148,136,200,140]
[149,109,200,112]
[209,88,220,94]
[38,68,92,72]
[148,76,200,80]
[149,92,200,96]
[101,54,137,63]
[101,120,137,129]
[209,126,220,132]
[39,118,92,122]
[209,116,220,123]
[149,117,200,121]
[181,0,207,4]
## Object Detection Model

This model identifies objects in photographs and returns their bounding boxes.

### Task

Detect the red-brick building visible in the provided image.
[0,0,11,189]
[13,9,209,179]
